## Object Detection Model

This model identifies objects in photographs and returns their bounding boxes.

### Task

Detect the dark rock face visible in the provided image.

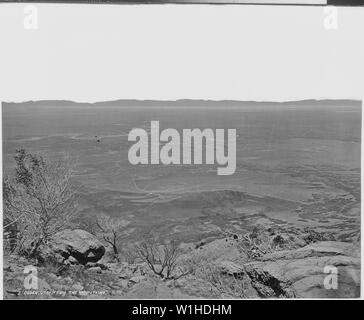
[243,241,360,298]
[38,229,105,265]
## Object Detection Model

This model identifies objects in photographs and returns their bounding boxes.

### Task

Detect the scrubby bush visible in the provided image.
[238,227,273,259]
[271,234,286,248]
[233,225,334,259]
[199,264,246,298]
[3,149,78,257]
[302,228,331,244]
[94,214,129,260]
[136,236,190,280]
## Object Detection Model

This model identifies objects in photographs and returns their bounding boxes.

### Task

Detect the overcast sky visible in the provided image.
[0,4,363,102]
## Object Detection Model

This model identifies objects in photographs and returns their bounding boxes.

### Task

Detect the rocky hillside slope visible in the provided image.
[3,227,360,299]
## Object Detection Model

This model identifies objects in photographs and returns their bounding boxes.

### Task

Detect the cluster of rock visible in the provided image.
[3,227,361,299]
[244,241,360,298]
[196,230,360,298]
[35,229,106,266]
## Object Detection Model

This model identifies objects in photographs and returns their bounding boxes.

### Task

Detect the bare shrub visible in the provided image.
[94,214,129,260]
[226,225,332,260]
[239,229,273,259]
[199,264,246,298]
[136,237,190,280]
[3,149,78,256]
[301,228,331,244]
[230,226,291,259]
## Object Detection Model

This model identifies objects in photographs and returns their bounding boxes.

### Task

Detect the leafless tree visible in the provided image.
[95,214,129,260]
[135,237,190,280]
[3,149,78,256]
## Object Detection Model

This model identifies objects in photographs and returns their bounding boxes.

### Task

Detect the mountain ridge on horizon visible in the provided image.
[2,98,362,107]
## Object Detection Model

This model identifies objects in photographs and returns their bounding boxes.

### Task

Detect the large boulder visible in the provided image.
[244,241,360,298]
[39,229,105,265]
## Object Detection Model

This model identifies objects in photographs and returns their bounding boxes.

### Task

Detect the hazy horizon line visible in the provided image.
[2,98,362,107]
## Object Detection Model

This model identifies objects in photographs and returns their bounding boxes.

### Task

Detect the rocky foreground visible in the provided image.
[3,227,360,299]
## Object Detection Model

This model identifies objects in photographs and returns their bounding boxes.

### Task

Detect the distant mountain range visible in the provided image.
[2,99,362,108]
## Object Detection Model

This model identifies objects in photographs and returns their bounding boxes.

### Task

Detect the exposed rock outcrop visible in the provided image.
[185,237,249,266]
[3,230,360,299]
[38,229,105,265]
[244,241,360,298]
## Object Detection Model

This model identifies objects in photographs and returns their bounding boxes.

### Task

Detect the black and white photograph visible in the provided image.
[0,3,363,302]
